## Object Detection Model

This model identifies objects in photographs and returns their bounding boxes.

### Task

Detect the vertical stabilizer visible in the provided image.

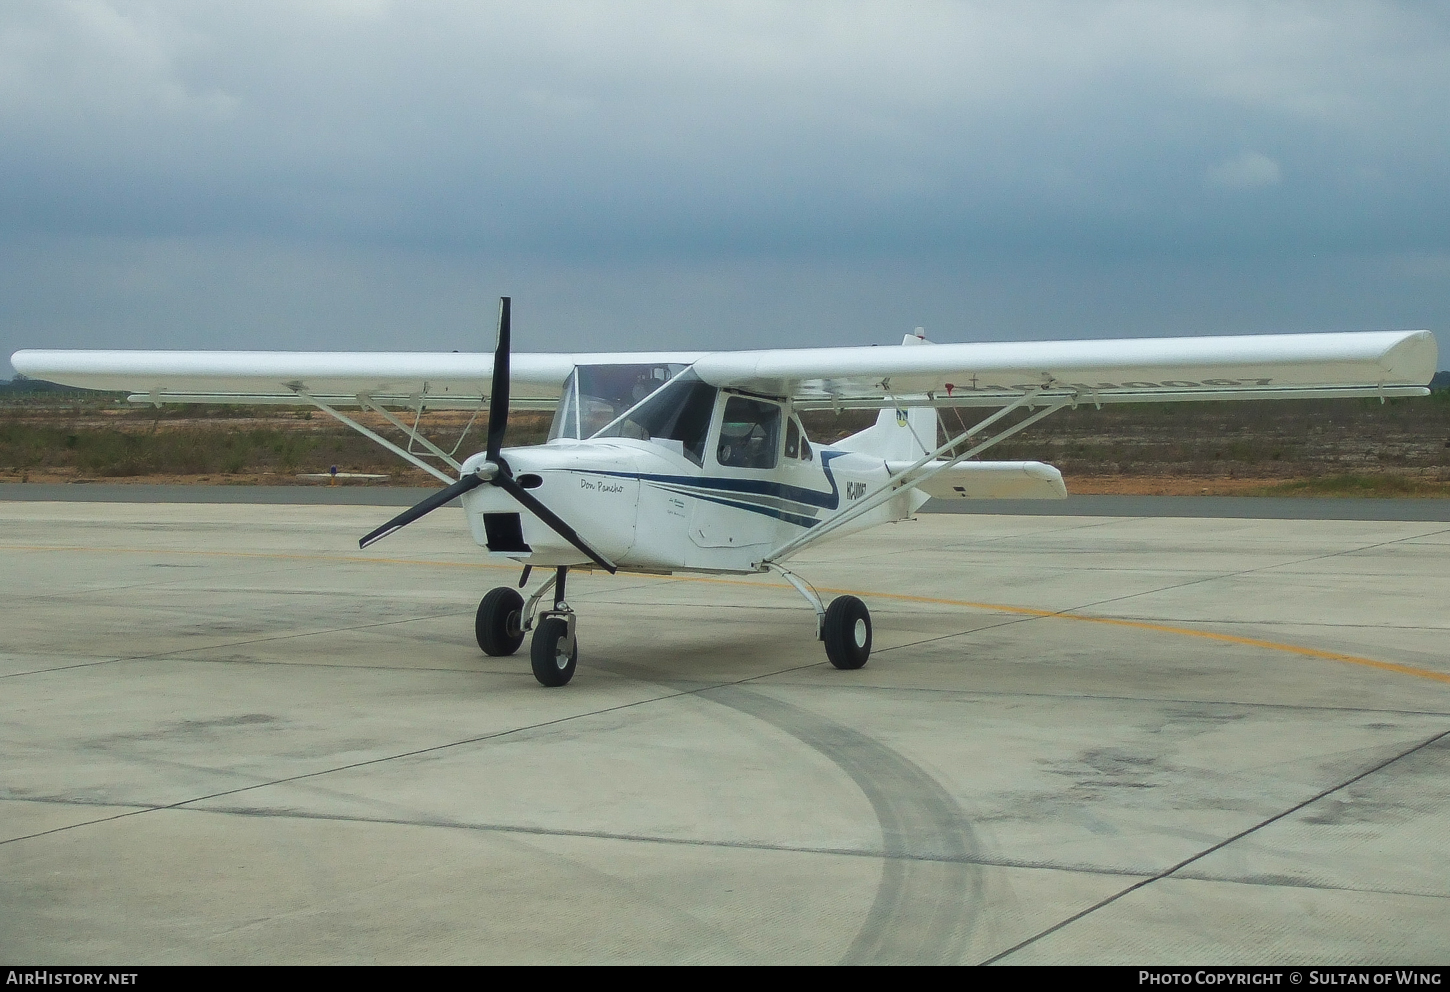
[834,329,938,460]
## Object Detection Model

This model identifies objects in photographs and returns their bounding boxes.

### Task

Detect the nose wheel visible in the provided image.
[486,566,580,687]
[530,615,578,687]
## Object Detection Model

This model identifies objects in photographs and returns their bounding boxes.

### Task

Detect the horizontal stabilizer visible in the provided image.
[906,460,1068,500]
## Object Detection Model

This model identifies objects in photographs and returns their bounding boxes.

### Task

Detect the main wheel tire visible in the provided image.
[476,587,525,656]
[823,595,871,670]
[530,616,578,687]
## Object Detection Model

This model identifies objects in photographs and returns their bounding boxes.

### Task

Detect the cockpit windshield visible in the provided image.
[547,363,688,442]
[592,370,718,466]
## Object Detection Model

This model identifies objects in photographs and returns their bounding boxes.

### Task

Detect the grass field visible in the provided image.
[3,379,1448,496]
[1250,474,1450,497]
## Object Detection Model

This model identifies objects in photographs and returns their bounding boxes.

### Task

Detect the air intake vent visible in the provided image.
[483,513,531,553]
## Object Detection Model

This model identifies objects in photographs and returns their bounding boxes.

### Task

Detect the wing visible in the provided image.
[691,330,1439,408]
[11,329,1437,410]
[8,350,704,409]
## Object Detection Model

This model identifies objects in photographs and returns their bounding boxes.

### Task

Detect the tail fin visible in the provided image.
[835,329,938,460]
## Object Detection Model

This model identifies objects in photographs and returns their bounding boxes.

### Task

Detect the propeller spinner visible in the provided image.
[358,298,617,573]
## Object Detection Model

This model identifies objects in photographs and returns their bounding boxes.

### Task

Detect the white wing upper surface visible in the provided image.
[11,329,1436,409]
[9,350,703,408]
[694,330,1438,407]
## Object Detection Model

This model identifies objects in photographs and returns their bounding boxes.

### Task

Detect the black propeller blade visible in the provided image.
[357,296,617,573]
[359,474,484,549]
[492,472,616,573]
[486,296,510,461]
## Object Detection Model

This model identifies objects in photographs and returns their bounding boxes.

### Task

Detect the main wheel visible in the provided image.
[823,595,871,670]
[530,616,578,687]
[476,587,525,656]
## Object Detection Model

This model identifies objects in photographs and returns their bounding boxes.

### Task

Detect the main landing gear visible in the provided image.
[821,594,872,670]
[476,566,579,687]
[477,564,872,686]
[770,564,872,670]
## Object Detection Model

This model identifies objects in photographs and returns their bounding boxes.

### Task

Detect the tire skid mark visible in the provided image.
[699,685,983,966]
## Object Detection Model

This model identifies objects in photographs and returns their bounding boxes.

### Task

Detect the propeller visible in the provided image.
[359,298,617,573]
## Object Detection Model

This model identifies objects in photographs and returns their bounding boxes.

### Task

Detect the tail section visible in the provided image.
[835,329,938,461]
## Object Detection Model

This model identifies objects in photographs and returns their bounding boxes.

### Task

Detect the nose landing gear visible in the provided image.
[477,566,579,686]
[530,613,578,687]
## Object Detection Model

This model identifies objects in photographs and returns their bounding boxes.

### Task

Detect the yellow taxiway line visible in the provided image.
[3,542,1447,686]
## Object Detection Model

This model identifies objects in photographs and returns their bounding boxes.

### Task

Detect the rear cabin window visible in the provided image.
[716,397,781,470]
[784,417,813,461]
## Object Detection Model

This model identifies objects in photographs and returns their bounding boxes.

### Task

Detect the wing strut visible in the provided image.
[763,388,1075,564]
[293,389,456,484]
[357,396,468,473]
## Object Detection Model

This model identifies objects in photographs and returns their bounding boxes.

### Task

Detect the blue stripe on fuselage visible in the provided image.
[682,490,821,529]
[588,449,846,511]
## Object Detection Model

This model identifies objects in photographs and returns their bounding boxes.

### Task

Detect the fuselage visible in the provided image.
[459,433,924,574]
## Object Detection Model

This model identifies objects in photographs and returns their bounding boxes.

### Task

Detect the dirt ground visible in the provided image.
[4,391,1449,497]
[1062,475,1450,496]
[0,469,426,487]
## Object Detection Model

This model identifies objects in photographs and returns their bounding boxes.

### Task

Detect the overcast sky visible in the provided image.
[3,1,1447,372]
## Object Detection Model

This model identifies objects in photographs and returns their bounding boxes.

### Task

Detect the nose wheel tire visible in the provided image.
[823,595,871,670]
[476,587,525,656]
[530,616,578,687]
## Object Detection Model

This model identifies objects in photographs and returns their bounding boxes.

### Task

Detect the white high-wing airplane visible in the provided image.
[12,300,1438,686]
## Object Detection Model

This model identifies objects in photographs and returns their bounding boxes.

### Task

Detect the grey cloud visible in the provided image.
[3,235,1444,357]
[1,2,1446,367]
[1206,152,1281,190]
[3,2,1447,250]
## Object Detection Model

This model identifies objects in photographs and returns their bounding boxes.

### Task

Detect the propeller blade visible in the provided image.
[365,298,611,573]
[486,296,511,461]
[492,473,617,573]
[359,474,485,549]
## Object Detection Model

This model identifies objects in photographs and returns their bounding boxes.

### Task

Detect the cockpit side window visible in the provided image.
[716,396,781,470]
[593,370,717,466]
